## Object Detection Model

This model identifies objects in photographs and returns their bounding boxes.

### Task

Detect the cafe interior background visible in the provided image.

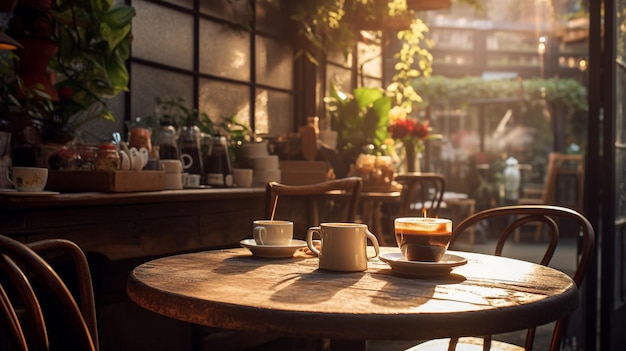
[1,0,625,350]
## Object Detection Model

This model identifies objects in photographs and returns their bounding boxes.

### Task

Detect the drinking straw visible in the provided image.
[270,196,278,221]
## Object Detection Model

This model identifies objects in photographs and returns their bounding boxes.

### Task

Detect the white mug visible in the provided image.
[253,220,293,245]
[306,223,380,272]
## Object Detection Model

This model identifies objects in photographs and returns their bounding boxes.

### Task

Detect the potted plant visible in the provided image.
[7,0,135,146]
[326,81,391,166]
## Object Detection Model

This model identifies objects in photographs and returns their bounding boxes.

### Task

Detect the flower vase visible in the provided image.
[404,140,420,173]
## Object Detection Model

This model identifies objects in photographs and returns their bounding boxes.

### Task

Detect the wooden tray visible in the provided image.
[47,170,166,193]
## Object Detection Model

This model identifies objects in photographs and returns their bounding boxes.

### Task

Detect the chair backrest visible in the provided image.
[395,172,445,217]
[449,205,595,351]
[0,236,98,351]
[522,152,584,209]
[265,177,363,236]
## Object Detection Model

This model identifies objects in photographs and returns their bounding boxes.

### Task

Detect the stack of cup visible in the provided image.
[241,141,281,187]
[250,154,280,187]
[159,160,183,190]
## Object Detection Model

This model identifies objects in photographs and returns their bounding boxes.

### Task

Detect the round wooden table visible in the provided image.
[127,247,579,346]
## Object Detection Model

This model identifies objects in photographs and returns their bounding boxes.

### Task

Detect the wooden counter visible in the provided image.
[0,188,266,261]
[1,188,267,351]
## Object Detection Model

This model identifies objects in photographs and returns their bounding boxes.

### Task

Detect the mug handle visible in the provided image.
[253,226,266,245]
[180,154,193,169]
[365,230,380,259]
[6,168,13,186]
[306,227,322,257]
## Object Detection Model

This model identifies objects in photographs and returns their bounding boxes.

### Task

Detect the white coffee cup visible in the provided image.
[8,167,48,192]
[241,141,268,158]
[159,159,182,173]
[306,223,380,272]
[250,155,279,170]
[164,173,183,190]
[186,174,201,187]
[253,220,293,245]
[233,168,253,187]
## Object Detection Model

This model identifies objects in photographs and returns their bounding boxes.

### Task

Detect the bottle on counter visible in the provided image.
[205,133,233,188]
[157,116,180,160]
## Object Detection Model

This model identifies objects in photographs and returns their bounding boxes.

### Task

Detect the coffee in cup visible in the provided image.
[8,167,48,192]
[394,217,452,262]
[253,220,293,245]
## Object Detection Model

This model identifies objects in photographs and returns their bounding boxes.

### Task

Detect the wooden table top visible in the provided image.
[126,247,579,342]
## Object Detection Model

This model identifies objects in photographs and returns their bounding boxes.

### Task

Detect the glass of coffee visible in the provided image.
[394,217,453,262]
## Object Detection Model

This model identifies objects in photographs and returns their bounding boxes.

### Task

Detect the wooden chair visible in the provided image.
[198,178,364,350]
[0,235,98,351]
[265,177,363,237]
[517,153,585,241]
[407,205,595,351]
[395,172,446,217]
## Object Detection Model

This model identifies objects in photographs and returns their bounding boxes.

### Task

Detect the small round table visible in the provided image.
[127,247,579,348]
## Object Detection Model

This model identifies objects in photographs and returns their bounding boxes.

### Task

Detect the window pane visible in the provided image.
[132,0,194,70]
[79,95,126,144]
[131,64,194,121]
[254,89,293,136]
[199,79,250,128]
[431,29,474,50]
[160,0,192,9]
[200,0,248,22]
[255,1,290,36]
[357,41,382,80]
[199,20,250,81]
[255,36,293,89]
[326,65,352,92]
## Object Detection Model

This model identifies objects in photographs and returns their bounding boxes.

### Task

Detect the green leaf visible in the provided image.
[102,5,136,29]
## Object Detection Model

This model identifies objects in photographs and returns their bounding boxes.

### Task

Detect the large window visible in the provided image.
[129,0,294,137]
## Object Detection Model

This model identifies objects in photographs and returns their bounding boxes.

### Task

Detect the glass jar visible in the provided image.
[96,143,121,171]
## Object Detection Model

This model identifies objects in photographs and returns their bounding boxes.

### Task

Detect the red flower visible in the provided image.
[58,86,73,100]
[388,118,430,140]
[413,120,430,139]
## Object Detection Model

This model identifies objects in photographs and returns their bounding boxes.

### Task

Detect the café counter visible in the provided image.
[0,188,266,260]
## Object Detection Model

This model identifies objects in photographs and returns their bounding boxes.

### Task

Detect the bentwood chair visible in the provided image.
[198,178,364,350]
[264,177,363,238]
[408,205,595,351]
[395,172,446,217]
[0,235,98,351]
[516,153,585,242]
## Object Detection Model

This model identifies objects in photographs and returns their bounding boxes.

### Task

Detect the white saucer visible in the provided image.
[0,189,60,196]
[184,185,211,189]
[379,252,467,277]
[239,239,307,258]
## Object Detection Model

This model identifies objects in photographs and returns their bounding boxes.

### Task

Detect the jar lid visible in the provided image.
[100,143,117,150]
